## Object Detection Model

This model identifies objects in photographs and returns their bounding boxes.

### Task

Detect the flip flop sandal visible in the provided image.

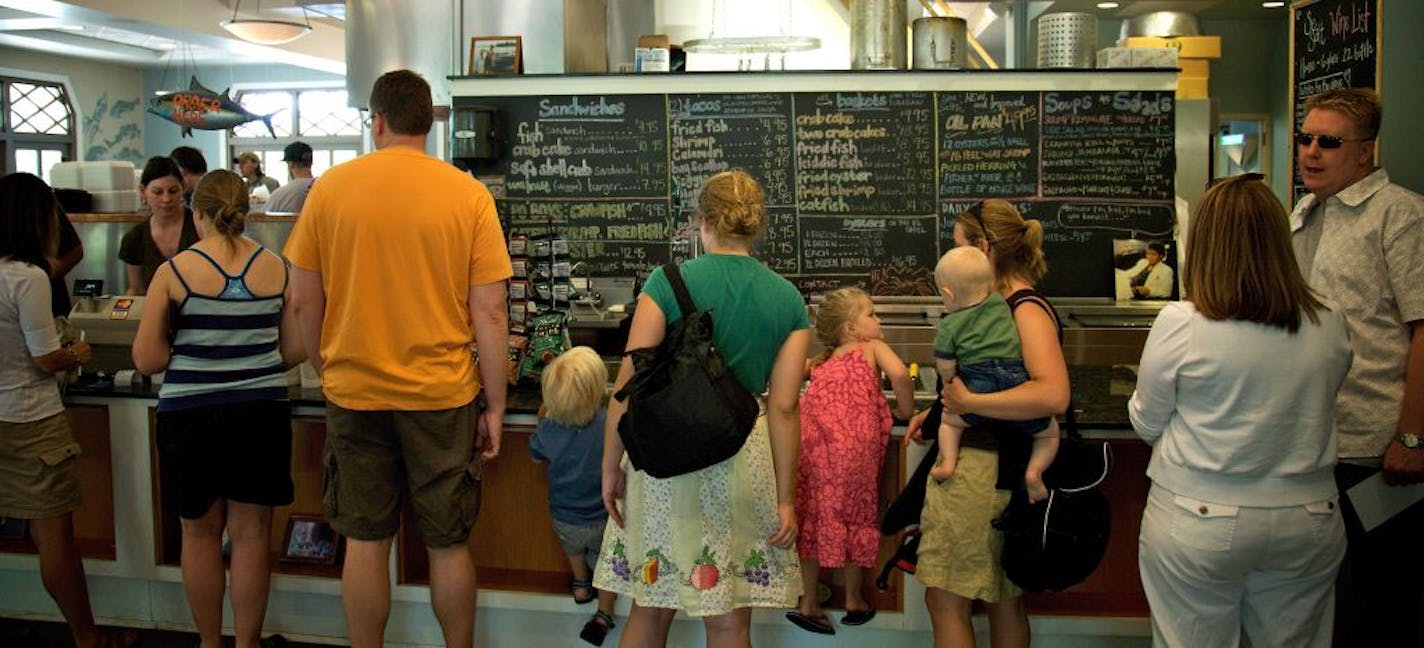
[842,608,877,626]
[571,578,596,604]
[579,610,615,646]
[785,610,836,635]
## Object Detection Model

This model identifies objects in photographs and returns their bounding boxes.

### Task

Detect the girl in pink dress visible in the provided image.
[788,287,915,635]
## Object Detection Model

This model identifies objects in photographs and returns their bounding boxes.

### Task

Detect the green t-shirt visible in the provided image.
[934,292,1022,367]
[643,254,809,394]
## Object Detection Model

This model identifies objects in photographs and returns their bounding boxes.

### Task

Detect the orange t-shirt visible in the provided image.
[284,147,512,410]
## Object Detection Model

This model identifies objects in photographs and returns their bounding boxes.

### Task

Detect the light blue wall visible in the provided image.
[141,64,344,172]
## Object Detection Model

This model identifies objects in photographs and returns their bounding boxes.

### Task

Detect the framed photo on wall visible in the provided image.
[280,514,341,565]
[469,36,523,75]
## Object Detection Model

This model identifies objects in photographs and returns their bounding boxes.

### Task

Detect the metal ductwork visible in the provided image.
[345,0,455,110]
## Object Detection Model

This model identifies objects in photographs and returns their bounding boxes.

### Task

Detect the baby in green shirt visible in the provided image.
[931,246,1059,502]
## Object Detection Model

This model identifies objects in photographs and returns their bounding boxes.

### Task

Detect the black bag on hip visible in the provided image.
[614,262,759,479]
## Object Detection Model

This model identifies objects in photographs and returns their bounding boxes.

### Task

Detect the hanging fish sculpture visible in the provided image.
[148,76,276,138]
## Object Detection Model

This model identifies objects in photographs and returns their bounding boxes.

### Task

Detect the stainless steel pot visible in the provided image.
[851,0,907,70]
[912,17,967,70]
[1119,11,1202,41]
[1037,12,1097,69]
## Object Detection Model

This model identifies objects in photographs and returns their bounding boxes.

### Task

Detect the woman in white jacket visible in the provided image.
[1129,174,1352,648]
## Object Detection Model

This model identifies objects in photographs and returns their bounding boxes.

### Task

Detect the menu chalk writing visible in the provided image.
[501,95,668,197]
[1291,0,1378,200]
[463,87,1176,298]
[670,93,795,210]
[939,91,1040,198]
[502,199,672,276]
[1040,91,1175,201]
[794,92,937,216]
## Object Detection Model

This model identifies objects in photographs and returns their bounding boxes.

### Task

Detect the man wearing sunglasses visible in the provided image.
[1290,88,1424,648]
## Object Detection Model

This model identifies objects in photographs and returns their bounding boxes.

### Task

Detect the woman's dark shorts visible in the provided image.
[157,400,295,519]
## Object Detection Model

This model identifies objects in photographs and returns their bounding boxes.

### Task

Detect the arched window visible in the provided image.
[1,76,76,183]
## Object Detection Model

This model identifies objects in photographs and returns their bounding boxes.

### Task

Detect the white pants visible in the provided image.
[1138,483,1345,648]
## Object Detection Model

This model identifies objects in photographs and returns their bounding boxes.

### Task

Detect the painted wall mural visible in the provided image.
[84,91,145,164]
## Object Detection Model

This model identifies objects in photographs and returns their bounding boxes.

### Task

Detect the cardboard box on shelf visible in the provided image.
[1130,47,1179,68]
[1176,76,1210,99]
[1097,47,1133,68]
[1124,35,1221,59]
[637,34,670,49]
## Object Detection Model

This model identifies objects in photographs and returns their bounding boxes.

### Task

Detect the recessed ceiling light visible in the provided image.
[1097,1,1120,7]
[154,42,177,50]
[1262,1,1286,7]
[59,25,85,32]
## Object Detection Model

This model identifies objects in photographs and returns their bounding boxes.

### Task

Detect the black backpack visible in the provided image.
[993,432,1113,592]
[613,262,760,478]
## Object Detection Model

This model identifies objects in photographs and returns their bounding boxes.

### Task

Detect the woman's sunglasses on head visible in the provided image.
[1295,132,1373,149]
[963,201,995,244]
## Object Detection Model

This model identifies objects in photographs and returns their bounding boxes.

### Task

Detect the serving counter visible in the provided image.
[0,357,1153,646]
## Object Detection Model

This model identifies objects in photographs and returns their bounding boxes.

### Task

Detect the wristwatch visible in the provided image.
[1395,433,1423,450]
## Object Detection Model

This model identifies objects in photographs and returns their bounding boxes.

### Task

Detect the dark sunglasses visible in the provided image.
[1295,132,1372,149]
[961,201,995,245]
[1205,172,1265,190]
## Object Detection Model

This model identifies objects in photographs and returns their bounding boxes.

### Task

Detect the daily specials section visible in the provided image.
[469,88,1176,297]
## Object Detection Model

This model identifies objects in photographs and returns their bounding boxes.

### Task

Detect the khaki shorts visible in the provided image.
[0,412,83,519]
[915,447,1020,602]
[323,401,482,547]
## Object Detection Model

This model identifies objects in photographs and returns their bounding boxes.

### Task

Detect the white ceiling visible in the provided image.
[0,0,346,73]
[0,1,1289,74]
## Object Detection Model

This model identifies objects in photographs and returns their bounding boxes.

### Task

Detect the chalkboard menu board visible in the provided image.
[1291,0,1380,200]
[462,88,1176,298]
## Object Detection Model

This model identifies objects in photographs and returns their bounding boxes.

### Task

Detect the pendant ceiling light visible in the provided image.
[220,0,313,46]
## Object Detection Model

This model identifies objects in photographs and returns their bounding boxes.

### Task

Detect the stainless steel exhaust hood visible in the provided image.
[345,0,455,109]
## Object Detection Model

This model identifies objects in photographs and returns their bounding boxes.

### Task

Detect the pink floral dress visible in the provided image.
[796,346,892,568]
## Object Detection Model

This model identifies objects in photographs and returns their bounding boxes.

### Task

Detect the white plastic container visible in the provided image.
[90,189,140,213]
[80,161,137,191]
[50,161,84,189]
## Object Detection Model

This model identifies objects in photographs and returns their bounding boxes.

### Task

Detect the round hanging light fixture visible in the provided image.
[220,0,313,46]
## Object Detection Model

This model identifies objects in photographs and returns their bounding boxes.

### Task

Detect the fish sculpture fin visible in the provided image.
[188,76,217,95]
[260,113,277,139]
[181,126,193,138]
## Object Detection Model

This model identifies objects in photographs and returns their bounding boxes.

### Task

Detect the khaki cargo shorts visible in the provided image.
[0,412,83,519]
[323,400,482,547]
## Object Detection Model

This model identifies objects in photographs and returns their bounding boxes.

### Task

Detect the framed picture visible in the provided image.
[281,514,340,565]
[469,36,522,75]
[0,516,27,541]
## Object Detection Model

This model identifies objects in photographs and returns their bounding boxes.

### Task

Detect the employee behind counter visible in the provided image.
[119,157,199,296]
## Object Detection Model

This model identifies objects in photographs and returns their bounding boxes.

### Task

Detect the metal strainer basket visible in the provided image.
[1037,12,1098,69]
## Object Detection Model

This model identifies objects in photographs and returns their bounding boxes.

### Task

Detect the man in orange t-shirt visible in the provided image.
[284,69,511,648]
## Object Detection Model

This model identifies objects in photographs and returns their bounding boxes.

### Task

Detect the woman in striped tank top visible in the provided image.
[134,169,305,648]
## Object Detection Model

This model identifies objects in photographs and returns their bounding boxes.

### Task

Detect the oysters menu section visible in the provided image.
[465,88,1176,297]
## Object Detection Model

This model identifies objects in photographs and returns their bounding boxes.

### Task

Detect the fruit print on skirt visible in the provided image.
[593,419,802,616]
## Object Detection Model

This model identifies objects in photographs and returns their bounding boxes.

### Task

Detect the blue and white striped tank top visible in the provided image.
[156,246,289,412]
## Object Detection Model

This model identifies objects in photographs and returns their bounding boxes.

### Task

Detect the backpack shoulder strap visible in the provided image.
[663,262,698,317]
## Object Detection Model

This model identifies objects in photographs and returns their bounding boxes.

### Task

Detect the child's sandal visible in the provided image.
[579,610,615,646]
[571,578,596,604]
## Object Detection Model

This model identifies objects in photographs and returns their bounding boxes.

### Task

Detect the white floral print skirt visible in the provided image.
[593,416,802,617]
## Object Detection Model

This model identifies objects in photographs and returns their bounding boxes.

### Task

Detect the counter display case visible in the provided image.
[0,405,116,560]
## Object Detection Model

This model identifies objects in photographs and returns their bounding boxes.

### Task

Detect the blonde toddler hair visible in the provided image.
[810,286,870,367]
[540,346,608,426]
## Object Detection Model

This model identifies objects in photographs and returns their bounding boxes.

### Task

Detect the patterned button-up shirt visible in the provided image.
[1291,169,1424,461]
